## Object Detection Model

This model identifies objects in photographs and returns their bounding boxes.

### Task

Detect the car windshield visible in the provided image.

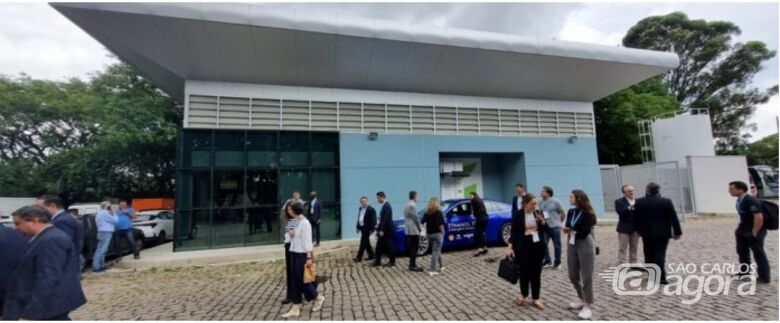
[132,214,153,222]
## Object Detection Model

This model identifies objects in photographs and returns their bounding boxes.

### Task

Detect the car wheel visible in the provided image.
[157,231,166,244]
[500,222,512,245]
[417,234,431,256]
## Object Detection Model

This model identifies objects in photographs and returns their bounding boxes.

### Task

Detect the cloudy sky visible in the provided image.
[0,1,777,140]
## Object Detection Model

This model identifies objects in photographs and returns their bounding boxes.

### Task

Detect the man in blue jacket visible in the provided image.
[0,225,29,319]
[115,200,140,260]
[4,205,86,320]
[39,194,85,269]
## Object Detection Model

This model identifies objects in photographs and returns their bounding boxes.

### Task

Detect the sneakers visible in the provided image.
[577,306,592,320]
[568,300,584,310]
[552,264,561,270]
[312,295,325,312]
[427,271,439,277]
[542,263,553,269]
[439,266,445,272]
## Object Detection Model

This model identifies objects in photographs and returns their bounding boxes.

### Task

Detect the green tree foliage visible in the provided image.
[743,133,779,166]
[623,12,778,154]
[594,76,680,165]
[0,62,181,204]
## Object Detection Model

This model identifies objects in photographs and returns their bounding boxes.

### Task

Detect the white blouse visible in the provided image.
[289,217,314,253]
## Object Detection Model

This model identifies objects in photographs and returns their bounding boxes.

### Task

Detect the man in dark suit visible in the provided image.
[305,191,323,247]
[39,194,84,268]
[511,182,527,217]
[615,185,640,265]
[4,206,86,320]
[0,225,29,319]
[371,191,396,267]
[354,196,377,262]
[634,182,682,284]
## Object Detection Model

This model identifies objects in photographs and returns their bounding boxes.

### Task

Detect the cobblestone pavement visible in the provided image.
[73,217,778,320]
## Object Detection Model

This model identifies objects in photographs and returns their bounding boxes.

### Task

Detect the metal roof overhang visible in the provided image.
[51,3,679,103]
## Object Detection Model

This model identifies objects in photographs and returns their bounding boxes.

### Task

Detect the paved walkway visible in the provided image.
[73,217,778,320]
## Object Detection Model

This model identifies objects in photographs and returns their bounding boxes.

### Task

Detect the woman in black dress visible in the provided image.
[470,192,489,257]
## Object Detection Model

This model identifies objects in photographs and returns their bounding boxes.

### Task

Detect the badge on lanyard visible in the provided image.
[569,211,582,245]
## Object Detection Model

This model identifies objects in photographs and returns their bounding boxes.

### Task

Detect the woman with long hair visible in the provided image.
[281,203,325,318]
[470,192,489,257]
[564,189,597,320]
[281,203,300,305]
[421,197,446,276]
[506,193,547,310]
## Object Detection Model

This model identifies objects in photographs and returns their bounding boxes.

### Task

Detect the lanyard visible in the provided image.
[571,210,583,227]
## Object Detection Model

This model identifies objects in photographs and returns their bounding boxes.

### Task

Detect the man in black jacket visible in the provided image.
[0,225,29,318]
[615,185,640,265]
[511,182,527,217]
[634,182,682,284]
[305,191,323,247]
[371,192,396,267]
[4,206,86,320]
[729,181,770,283]
[354,196,377,262]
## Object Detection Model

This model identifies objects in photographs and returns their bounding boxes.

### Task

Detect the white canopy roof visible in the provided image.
[52,3,679,103]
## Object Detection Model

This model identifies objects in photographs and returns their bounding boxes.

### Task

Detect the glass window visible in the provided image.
[175,209,211,250]
[214,132,244,168]
[279,169,310,206]
[312,169,337,203]
[192,171,211,209]
[311,133,338,166]
[214,170,244,208]
[211,207,244,248]
[182,131,211,168]
[280,132,309,166]
[246,169,278,206]
[245,206,279,246]
[318,203,340,241]
[247,132,278,168]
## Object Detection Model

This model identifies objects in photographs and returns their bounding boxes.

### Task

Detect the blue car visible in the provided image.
[392,198,513,256]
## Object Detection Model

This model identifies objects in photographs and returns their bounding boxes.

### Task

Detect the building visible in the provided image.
[53,3,679,251]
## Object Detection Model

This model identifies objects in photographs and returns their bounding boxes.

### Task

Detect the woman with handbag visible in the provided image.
[470,192,489,257]
[421,197,446,276]
[281,202,325,318]
[281,203,300,305]
[564,189,597,320]
[506,193,547,310]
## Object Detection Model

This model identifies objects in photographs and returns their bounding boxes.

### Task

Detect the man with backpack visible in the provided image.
[728,181,774,284]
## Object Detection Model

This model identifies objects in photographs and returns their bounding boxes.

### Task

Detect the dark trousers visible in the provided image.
[356,229,374,260]
[115,229,139,258]
[516,235,544,299]
[406,235,420,268]
[736,229,770,281]
[48,313,71,320]
[284,243,293,300]
[642,236,670,281]
[542,226,562,266]
[373,234,395,265]
[474,219,487,249]
[312,221,321,243]
[290,252,318,304]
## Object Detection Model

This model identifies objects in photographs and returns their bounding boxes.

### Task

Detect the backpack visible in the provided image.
[761,200,778,230]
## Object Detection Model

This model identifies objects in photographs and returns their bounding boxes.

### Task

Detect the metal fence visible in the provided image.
[600,161,694,221]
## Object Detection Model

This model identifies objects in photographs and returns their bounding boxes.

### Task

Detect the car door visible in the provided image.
[444,201,475,248]
[161,211,175,239]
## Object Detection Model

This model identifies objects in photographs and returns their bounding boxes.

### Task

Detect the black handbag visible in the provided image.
[498,256,519,284]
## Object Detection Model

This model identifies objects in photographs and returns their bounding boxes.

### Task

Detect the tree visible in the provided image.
[594,76,680,165]
[0,62,181,204]
[623,12,778,154]
[744,133,779,166]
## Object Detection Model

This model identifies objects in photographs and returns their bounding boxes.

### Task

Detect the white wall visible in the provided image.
[0,197,36,216]
[687,156,749,214]
[652,114,715,165]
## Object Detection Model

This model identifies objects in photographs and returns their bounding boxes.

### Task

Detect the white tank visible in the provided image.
[651,114,715,165]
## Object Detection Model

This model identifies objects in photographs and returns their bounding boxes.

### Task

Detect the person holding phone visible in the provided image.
[506,193,547,310]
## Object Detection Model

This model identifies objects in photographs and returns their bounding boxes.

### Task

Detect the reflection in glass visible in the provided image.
[280,132,309,166]
[214,131,244,167]
[247,132,278,168]
[183,131,211,167]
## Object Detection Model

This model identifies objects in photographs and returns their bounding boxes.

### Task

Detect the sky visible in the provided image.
[0,1,777,141]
